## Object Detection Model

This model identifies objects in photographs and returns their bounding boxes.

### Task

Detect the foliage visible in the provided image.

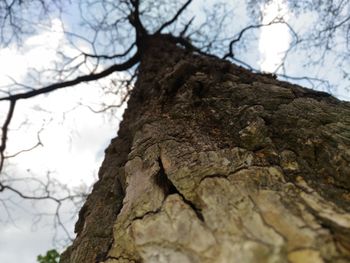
[37,249,60,263]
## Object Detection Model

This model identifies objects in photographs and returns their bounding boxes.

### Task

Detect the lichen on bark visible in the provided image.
[61,37,350,263]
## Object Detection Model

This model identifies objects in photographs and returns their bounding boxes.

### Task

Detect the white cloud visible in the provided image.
[0,19,64,86]
[258,0,291,72]
[0,194,77,262]
[1,17,125,186]
[0,17,126,262]
[0,48,28,85]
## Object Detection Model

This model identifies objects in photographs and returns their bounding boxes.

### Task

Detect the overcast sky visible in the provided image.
[0,0,349,262]
[0,17,126,261]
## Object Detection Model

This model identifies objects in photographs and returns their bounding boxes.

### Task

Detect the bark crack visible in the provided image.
[156,157,204,221]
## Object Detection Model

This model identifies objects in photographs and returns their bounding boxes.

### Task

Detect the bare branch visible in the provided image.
[179,16,195,37]
[0,174,88,242]
[223,19,287,59]
[278,74,332,93]
[0,51,140,102]
[155,0,192,34]
[83,43,136,60]
[5,128,43,159]
[165,34,217,58]
[0,100,16,173]
[128,0,148,40]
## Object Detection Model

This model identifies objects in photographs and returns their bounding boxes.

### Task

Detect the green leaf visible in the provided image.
[37,249,60,263]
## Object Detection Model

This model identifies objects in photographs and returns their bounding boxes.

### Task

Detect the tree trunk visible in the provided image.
[61,36,350,263]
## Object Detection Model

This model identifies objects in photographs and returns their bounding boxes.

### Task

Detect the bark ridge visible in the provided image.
[61,39,350,263]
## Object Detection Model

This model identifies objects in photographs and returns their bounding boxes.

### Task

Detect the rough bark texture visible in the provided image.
[61,37,350,263]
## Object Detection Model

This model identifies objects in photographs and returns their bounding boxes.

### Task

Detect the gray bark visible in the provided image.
[61,36,350,263]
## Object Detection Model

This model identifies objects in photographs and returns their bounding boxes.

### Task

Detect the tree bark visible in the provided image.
[61,36,350,263]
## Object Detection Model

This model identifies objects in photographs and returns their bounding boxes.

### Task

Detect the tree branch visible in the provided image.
[5,128,43,159]
[83,43,136,60]
[0,51,140,102]
[128,0,147,40]
[179,16,195,37]
[0,100,16,173]
[155,0,192,34]
[223,19,287,59]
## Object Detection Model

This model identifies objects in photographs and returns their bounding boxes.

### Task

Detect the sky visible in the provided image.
[0,16,126,261]
[0,0,349,262]
[258,0,291,72]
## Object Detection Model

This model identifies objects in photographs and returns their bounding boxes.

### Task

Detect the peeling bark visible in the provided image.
[61,37,350,263]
